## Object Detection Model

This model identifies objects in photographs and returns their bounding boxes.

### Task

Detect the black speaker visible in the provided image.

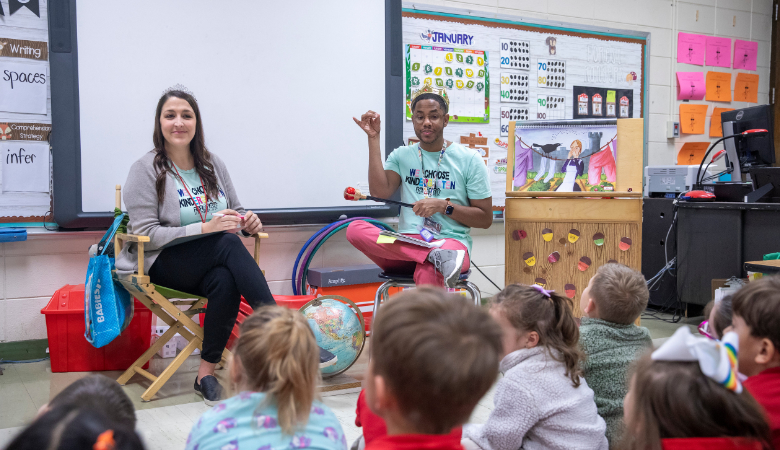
[642,198,677,307]
[48,0,72,53]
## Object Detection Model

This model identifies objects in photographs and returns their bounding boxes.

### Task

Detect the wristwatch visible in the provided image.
[444,198,455,215]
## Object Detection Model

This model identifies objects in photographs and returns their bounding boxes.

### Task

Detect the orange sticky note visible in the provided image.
[705,72,732,102]
[680,104,709,134]
[734,73,759,103]
[677,142,710,165]
[710,107,734,137]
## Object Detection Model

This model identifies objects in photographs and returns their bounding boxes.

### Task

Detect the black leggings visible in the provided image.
[149,233,276,363]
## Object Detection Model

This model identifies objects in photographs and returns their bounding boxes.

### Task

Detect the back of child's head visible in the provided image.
[47,374,136,429]
[370,288,502,434]
[589,263,649,324]
[622,353,772,450]
[732,276,780,352]
[492,283,583,386]
[6,403,145,450]
[233,305,319,435]
[703,295,734,339]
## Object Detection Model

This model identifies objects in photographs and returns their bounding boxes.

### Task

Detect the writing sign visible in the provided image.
[733,40,758,71]
[676,72,705,100]
[0,38,48,61]
[677,32,706,65]
[0,60,47,115]
[705,36,731,68]
[2,141,49,193]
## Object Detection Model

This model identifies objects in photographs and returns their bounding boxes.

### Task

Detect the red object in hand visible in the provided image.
[344,187,357,201]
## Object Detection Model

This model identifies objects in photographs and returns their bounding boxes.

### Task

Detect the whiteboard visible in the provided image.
[76,1,385,213]
[401,9,646,207]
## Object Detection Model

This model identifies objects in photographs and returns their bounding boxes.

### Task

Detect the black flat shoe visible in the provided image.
[319,347,338,369]
[194,375,223,407]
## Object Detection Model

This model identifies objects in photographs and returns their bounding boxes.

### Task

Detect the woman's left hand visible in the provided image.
[241,210,263,235]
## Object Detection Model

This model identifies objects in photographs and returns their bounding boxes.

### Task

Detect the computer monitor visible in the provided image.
[721,105,775,182]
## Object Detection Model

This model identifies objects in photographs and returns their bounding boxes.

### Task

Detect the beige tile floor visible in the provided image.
[0,313,699,450]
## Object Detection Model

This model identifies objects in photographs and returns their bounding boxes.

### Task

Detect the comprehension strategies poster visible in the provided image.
[406,44,489,123]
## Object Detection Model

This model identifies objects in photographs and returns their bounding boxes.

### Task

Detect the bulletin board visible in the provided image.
[402,6,649,208]
[0,1,53,224]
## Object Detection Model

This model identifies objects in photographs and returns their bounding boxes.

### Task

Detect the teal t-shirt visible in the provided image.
[384,142,491,253]
[171,163,228,226]
[185,391,347,450]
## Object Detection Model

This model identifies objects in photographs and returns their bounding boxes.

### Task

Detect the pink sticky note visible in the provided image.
[677,32,706,65]
[733,39,758,71]
[677,72,705,100]
[705,36,731,68]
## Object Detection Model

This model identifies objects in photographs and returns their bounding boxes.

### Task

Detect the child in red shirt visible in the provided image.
[361,288,502,450]
[732,276,780,449]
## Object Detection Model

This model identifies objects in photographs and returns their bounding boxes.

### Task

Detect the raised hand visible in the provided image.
[353,110,381,139]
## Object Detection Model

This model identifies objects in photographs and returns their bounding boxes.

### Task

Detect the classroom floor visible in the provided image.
[0,313,699,450]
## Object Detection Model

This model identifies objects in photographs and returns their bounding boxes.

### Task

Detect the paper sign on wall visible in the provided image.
[733,40,758,71]
[2,141,49,192]
[734,73,759,103]
[676,72,705,100]
[677,33,706,65]
[679,104,709,135]
[0,60,47,115]
[677,142,709,165]
[710,107,734,137]
[705,36,731,68]
[705,72,732,102]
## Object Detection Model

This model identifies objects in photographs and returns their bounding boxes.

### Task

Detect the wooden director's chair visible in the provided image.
[112,185,268,402]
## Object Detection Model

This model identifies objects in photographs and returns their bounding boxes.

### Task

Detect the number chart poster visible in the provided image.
[406,45,489,123]
[402,10,645,207]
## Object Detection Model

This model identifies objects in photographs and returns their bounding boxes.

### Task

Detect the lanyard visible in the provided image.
[417,141,447,199]
[171,163,207,224]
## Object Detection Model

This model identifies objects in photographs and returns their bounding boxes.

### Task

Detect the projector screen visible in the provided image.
[54,0,395,226]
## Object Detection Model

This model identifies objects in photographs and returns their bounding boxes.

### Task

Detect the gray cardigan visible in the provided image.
[115,150,246,276]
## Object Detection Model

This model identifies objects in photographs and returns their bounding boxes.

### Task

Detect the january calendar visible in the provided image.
[405,44,489,123]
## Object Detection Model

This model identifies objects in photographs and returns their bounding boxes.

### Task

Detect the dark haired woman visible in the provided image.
[116,88,332,405]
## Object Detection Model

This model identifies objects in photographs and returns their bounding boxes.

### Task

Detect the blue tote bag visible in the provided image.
[84,214,134,348]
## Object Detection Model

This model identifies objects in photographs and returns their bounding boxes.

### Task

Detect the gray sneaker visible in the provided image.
[427,249,466,288]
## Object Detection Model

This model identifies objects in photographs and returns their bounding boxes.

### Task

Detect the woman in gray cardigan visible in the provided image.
[116,88,276,405]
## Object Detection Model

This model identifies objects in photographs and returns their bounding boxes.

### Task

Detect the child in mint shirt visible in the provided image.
[186,307,346,450]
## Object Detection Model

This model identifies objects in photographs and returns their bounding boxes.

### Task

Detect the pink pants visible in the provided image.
[345,220,470,287]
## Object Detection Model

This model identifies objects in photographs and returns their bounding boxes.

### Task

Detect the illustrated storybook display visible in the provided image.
[510,120,618,193]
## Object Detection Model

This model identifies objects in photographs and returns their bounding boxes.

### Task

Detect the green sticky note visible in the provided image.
[377,235,397,244]
[607,91,616,103]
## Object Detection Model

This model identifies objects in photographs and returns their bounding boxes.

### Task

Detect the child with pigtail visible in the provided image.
[186,306,346,450]
[462,284,608,450]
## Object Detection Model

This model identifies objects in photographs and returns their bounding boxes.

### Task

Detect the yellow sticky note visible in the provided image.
[377,235,397,244]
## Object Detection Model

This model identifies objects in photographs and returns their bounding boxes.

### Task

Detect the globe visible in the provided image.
[300,295,366,377]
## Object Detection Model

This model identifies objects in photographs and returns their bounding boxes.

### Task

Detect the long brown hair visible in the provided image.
[152,90,220,204]
[621,354,772,450]
[492,284,584,387]
[232,306,320,435]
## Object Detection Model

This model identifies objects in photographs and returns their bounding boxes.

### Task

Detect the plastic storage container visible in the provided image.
[42,284,153,373]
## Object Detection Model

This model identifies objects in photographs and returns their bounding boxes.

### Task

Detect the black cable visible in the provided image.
[471,261,502,291]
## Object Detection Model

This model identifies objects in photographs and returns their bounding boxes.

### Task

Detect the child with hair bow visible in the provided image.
[621,327,772,450]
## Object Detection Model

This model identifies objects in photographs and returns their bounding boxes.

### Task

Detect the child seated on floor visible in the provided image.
[622,327,772,450]
[39,374,137,429]
[6,403,145,450]
[701,294,734,340]
[463,284,608,450]
[186,306,346,450]
[732,276,780,449]
[363,288,502,450]
[578,263,653,447]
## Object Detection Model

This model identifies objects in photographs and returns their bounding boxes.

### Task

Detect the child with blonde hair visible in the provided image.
[622,327,772,450]
[186,306,346,450]
[463,284,607,450]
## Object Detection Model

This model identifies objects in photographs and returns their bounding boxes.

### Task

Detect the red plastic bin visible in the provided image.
[41,284,153,373]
